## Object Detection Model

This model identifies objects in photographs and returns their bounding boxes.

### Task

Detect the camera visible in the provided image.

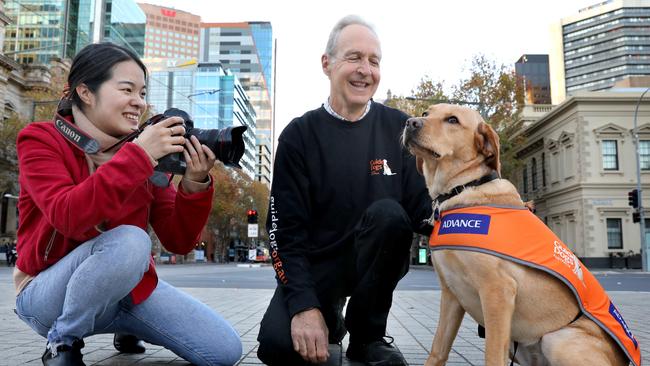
[145,108,247,175]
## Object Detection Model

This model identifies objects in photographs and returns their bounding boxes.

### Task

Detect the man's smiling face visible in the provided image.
[323,24,381,117]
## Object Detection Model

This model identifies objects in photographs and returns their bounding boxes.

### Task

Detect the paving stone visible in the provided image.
[2,267,648,365]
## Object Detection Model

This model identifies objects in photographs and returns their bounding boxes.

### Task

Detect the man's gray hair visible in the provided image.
[324,15,380,59]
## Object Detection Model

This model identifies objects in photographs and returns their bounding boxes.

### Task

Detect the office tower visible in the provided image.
[3,0,145,65]
[145,59,257,179]
[515,54,552,105]
[550,0,650,104]
[199,21,272,184]
[137,3,200,59]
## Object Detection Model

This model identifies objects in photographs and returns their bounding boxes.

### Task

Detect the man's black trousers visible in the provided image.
[257,199,413,365]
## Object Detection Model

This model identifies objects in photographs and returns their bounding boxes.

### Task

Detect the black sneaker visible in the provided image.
[41,339,86,366]
[113,333,146,354]
[346,337,407,366]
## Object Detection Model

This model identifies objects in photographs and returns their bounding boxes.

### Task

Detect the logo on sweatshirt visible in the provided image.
[438,213,491,235]
[370,159,397,176]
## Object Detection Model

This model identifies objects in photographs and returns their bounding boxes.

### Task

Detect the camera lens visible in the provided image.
[189,126,247,168]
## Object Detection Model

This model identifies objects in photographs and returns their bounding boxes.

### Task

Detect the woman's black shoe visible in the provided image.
[113,333,146,354]
[42,339,85,366]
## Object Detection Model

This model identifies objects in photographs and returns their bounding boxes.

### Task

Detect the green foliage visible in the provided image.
[385,54,525,180]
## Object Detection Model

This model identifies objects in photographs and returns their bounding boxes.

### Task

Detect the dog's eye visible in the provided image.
[422,111,429,117]
[446,116,459,124]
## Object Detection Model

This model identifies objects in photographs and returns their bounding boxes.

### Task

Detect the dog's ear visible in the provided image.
[474,122,501,174]
[416,156,424,176]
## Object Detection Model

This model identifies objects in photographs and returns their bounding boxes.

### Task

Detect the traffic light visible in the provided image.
[628,189,639,208]
[247,209,258,224]
[633,211,641,223]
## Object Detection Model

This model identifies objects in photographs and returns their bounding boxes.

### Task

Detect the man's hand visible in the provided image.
[291,308,330,363]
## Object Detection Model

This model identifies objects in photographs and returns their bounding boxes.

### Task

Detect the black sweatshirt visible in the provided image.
[267,101,432,317]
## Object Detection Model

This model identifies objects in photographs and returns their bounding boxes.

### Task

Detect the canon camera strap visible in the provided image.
[54,111,101,154]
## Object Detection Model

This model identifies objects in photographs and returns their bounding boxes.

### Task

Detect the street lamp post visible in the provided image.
[633,87,649,272]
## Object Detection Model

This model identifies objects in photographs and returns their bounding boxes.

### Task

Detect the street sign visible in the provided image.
[248,249,256,261]
[248,224,259,238]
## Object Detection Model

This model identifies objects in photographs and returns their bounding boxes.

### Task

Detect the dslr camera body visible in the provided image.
[144,108,247,175]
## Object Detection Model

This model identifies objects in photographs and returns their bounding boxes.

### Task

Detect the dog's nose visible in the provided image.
[405,117,423,130]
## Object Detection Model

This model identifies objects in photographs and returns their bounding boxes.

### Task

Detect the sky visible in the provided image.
[144,0,598,138]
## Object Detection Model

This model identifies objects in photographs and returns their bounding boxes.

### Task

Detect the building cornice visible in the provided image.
[515,137,544,158]
[523,91,650,137]
[0,54,20,73]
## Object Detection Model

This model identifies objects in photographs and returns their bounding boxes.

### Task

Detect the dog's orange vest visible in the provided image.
[429,205,641,366]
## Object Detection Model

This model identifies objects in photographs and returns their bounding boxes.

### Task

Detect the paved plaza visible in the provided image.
[1,266,648,365]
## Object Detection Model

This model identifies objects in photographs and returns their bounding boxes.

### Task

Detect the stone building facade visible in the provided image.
[514,90,650,267]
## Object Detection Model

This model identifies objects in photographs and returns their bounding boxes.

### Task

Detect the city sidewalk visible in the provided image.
[1,267,648,365]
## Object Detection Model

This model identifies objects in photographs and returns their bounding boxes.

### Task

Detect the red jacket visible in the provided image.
[16,120,214,303]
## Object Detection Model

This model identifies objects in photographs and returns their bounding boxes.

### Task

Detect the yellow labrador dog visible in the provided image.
[402,104,628,366]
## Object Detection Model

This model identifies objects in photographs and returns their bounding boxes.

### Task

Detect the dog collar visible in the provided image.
[433,171,500,220]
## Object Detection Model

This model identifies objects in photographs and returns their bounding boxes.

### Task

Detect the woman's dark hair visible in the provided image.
[67,42,147,108]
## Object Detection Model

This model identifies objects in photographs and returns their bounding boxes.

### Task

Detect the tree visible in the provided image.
[0,63,67,195]
[207,162,270,261]
[385,54,525,180]
[451,55,525,180]
[385,76,447,117]
[0,113,27,195]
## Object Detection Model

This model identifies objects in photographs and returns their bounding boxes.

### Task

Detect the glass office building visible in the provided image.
[550,0,650,103]
[146,60,257,179]
[515,54,551,105]
[200,21,273,184]
[3,0,144,65]
[250,22,272,99]
[102,0,145,56]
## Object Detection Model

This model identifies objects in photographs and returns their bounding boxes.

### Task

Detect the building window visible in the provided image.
[541,153,547,187]
[601,140,618,170]
[531,158,538,191]
[522,164,528,193]
[641,140,650,170]
[606,218,623,249]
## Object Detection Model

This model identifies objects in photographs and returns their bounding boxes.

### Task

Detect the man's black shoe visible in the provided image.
[346,337,407,366]
[113,333,146,354]
[42,339,85,366]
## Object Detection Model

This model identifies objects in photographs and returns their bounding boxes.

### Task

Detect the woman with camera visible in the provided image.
[13,42,242,366]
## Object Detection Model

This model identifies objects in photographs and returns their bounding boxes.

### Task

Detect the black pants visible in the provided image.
[257,199,413,366]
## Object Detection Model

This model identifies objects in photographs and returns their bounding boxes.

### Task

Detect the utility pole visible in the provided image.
[633,87,649,271]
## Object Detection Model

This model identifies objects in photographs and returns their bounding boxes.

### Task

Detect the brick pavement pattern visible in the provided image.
[1,268,648,365]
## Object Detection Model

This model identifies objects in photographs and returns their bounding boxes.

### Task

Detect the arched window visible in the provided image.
[541,153,547,187]
[531,158,538,191]
[522,164,528,193]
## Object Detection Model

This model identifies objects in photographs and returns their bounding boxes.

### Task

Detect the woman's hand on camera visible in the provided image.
[183,135,216,183]
[134,116,186,161]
